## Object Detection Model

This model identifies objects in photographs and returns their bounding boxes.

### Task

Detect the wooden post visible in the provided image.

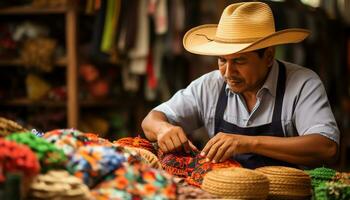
[65,3,78,128]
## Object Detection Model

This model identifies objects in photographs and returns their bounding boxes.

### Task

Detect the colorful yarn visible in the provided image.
[114,136,156,154]
[67,145,126,188]
[0,139,40,182]
[6,132,67,172]
[158,148,241,183]
[315,181,350,200]
[185,157,241,187]
[43,129,85,158]
[81,133,113,147]
[335,172,350,185]
[91,162,177,200]
[305,167,337,189]
[158,150,200,177]
[31,129,44,137]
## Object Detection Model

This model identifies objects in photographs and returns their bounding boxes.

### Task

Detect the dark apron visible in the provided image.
[214,61,296,169]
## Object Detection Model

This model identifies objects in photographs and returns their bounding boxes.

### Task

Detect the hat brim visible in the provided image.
[183,24,310,56]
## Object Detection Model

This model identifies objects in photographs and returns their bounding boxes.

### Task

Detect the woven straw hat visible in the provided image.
[256,166,312,200]
[124,146,162,169]
[202,167,269,199]
[0,117,28,137]
[183,2,310,56]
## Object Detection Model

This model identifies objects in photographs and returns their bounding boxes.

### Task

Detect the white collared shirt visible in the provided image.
[154,60,340,144]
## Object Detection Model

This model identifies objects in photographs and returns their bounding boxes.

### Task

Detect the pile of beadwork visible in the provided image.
[114,136,161,169]
[67,145,126,188]
[113,136,157,154]
[306,167,350,200]
[158,149,241,187]
[0,139,40,182]
[91,161,177,200]
[43,129,85,158]
[6,132,67,172]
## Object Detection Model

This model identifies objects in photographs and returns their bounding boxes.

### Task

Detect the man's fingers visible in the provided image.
[188,140,198,152]
[181,141,191,153]
[177,130,188,144]
[201,136,218,156]
[165,139,176,152]
[212,144,229,163]
[220,146,234,162]
[206,140,223,162]
[158,141,169,153]
[171,136,183,152]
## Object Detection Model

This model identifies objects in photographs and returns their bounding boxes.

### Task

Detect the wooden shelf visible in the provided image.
[0,98,66,107]
[80,99,135,107]
[0,98,132,108]
[0,57,67,67]
[0,5,68,15]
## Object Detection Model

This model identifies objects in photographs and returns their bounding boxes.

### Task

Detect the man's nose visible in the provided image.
[225,60,237,77]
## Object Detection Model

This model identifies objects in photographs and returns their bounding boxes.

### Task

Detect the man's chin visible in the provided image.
[228,87,243,94]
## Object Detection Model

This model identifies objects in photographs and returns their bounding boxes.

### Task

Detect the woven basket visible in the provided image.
[0,117,28,137]
[29,170,91,200]
[202,167,269,199]
[124,146,162,169]
[256,166,312,200]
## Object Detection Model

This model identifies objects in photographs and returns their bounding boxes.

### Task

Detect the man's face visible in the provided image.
[218,47,274,94]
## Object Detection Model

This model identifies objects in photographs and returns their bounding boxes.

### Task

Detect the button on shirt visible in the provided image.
[153,60,340,144]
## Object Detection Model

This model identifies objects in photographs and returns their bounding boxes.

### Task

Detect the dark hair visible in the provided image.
[254,48,267,58]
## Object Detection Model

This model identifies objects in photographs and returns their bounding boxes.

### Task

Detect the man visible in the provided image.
[142,2,339,169]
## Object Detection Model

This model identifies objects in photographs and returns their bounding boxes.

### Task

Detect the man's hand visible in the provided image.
[201,132,255,163]
[157,123,198,153]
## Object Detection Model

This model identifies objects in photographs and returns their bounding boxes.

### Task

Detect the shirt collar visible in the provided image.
[225,60,279,97]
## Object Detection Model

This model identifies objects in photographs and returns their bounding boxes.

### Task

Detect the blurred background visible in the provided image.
[0,0,349,169]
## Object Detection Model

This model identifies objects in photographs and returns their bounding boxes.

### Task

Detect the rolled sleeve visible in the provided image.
[294,73,340,144]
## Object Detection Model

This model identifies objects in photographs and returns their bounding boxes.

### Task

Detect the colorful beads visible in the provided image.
[43,129,85,158]
[185,157,241,187]
[306,167,337,189]
[314,181,350,200]
[6,132,67,172]
[114,136,156,154]
[91,162,177,200]
[0,139,40,182]
[158,149,241,185]
[67,146,126,187]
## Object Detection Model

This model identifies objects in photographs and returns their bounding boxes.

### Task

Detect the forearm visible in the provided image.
[252,134,338,167]
[141,110,170,141]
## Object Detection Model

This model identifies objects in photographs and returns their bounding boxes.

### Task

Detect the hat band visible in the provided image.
[196,33,264,43]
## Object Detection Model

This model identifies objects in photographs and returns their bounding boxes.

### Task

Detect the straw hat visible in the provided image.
[124,146,162,169]
[0,117,28,137]
[183,2,310,56]
[202,167,269,199]
[256,166,312,200]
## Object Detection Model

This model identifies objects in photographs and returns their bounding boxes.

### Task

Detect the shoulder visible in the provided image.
[280,60,327,109]
[282,60,322,90]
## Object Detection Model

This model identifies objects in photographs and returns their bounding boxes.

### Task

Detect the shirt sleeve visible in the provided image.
[293,72,340,144]
[153,79,203,134]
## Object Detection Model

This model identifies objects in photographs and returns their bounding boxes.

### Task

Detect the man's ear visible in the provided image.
[265,47,275,67]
